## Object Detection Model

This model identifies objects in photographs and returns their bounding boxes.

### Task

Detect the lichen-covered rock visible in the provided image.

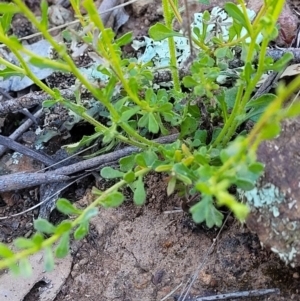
[241,116,300,267]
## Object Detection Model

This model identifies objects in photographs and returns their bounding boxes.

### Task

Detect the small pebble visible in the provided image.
[79,258,88,266]
[293,272,299,279]
[24,230,32,238]
[73,263,79,270]
[152,270,165,285]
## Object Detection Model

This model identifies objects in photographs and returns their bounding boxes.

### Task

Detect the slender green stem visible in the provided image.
[11,0,156,148]
[83,0,147,110]
[0,57,25,74]
[211,0,284,149]
[162,0,181,91]
[211,83,244,148]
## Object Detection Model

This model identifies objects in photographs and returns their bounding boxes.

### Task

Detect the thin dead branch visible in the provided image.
[0,134,55,166]
[175,288,280,301]
[0,133,178,192]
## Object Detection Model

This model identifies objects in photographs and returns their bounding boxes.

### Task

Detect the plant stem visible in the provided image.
[162,0,181,92]
[11,0,157,148]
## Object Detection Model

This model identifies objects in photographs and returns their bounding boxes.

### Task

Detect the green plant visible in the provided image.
[0,0,299,275]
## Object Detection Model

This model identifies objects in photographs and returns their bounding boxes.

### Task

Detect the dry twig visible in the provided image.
[0,134,178,192]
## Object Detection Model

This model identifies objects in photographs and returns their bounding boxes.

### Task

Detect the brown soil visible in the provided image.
[54,173,300,301]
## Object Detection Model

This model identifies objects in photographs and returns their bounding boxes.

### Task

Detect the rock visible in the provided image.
[242,116,300,267]
[132,0,154,16]
[48,4,73,26]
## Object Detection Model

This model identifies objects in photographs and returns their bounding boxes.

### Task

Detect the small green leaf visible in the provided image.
[248,162,264,174]
[61,29,72,41]
[167,177,176,196]
[133,177,146,205]
[123,171,136,183]
[194,153,208,165]
[56,198,82,215]
[120,155,136,172]
[116,31,132,46]
[246,94,276,110]
[32,233,44,246]
[0,3,20,13]
[135,154,147,167]
[42,99,57,108]
[149,23,183,41]
[224,3,250,32]
[55,221,72,235]
[245,94,276,122]
[0,243,14,258]
[196,165,216,181]
[44,247,54,272]
[59,100,86,115]
[0,67,24,79]
[224,86,238,109]
[283,102,300,118]
[192,130,207,147]
[0,12,13,33]
[128,77,138,95]
[34,218,56,234]
[148,113,159,133]
[120,106,140,122]
[74,221,89,240]
[155,164,173,172]
[14,238,35,250]
[138,113,149,128]
[235,177,255,190]
[260,121,281,140]
[9,263,20,275]
[156,103,173,112]
[101,192,124,208]
[270,52,293,71]
[172,163,194,185]
[19,258,32,277]
[64,132,101,154]
[244,62,254,84]
[195,181,212,195]
[190,196,223,228]
[214,47,228,59]
[180,116,198,138]
[144,150,158,167]
[55,232,70,258]
[81,208,98,223]
[216,191,249,221]
[40,0,49,30]
[230,202,250,221]
[183,76,198,88]
[101,166,124,178]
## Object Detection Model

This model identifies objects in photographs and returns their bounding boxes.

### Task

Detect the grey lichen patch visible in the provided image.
[271,247,298,268]
[242,183,285,213]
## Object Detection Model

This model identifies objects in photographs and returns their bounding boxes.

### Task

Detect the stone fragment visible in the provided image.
[242,116,300,267]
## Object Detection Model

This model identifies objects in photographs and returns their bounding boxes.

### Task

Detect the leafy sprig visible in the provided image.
[0,0,299,275]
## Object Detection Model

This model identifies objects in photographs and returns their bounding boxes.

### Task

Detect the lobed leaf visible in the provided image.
[34,219,56,234]
[44,247,54,272]
[133,177,146,205]
[149,23,183,41]
[56,198,82,215]
[55,232,70,258]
